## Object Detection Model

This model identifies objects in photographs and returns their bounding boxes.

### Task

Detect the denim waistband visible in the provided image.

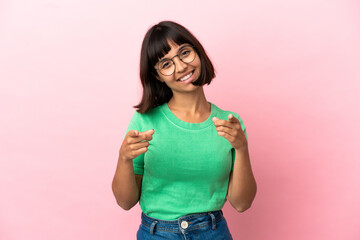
[141,210,224,235]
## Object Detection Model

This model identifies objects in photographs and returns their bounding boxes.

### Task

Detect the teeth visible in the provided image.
[179,72,193,81]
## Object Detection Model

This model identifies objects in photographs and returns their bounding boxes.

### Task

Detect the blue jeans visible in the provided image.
[137,210,233,240]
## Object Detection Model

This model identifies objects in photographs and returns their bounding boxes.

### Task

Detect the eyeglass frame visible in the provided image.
[154,45,197,76]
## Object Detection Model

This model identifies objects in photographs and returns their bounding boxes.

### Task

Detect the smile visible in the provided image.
[178,71,194,82]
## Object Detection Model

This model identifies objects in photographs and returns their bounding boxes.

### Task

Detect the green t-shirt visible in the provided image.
[125,102,248,220]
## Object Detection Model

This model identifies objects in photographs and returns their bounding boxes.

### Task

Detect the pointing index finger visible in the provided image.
[138,129,155,140]
[212,117,231,127]
[139,129,154,135]
[212,117,219,122]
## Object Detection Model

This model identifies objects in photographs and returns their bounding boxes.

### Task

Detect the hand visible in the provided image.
[212,114,247,151]
[119,129,155,162]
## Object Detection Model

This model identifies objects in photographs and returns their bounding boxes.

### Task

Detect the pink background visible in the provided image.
[1,0,359,239]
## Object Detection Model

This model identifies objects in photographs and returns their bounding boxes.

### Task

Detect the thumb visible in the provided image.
[228,114,239,123]
[130,130,139,137]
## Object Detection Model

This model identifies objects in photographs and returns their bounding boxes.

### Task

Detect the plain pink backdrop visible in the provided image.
[1,0,359,239]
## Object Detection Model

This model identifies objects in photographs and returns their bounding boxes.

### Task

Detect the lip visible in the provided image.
[177,70,195,82]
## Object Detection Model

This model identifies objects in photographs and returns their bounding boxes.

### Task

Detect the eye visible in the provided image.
[160,60,172,69]
[180,48,191,57]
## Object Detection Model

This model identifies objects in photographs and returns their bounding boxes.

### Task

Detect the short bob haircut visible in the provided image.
[134,21,215,113]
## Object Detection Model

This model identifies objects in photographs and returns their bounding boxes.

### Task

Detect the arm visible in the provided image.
[213,114,257,212]
[111,129,153,210]
[227,147,257,212]
[112,155,143,210]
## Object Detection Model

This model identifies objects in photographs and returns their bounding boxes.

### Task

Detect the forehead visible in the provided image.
[160,40,187,59]
[148,35,190,67]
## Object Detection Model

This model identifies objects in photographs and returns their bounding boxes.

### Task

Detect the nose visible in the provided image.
[173,56,187,73]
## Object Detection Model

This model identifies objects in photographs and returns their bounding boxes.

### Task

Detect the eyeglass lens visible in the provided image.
[158,46,196,76]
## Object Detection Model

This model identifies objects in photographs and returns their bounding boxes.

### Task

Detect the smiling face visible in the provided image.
[154,40,202,94]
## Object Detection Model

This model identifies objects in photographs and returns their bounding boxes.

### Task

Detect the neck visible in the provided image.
[167,87,210,114]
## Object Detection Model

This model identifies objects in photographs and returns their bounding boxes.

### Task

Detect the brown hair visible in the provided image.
[134,21,215,113]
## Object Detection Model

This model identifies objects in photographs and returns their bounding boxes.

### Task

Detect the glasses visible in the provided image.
[155,45,196,76]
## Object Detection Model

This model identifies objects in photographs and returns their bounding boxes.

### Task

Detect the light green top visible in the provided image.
[125,102,247,220]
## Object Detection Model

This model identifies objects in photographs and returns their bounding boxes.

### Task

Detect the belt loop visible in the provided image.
[149,220,158,235]
[208,212,216,230]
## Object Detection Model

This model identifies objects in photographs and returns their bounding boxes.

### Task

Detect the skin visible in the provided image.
[212,115,257,212]
[112,39,257,212]
[155,40,210,120]
[112,129,154,210]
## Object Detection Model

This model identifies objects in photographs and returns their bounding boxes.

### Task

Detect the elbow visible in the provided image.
[113,196,137,211]
[229,199,253,213]
[117,201,136,211]
[236,196,257,213]
[234,193,256,213]
[112,185,137,211]
[236,185,257,212]
[235,203,252,213]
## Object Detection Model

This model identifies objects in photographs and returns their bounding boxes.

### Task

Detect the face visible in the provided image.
[154,40,202,93]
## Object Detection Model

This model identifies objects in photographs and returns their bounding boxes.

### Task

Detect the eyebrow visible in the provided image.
[159,44,190,61]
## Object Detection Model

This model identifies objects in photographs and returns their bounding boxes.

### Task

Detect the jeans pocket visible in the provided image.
[193,217,233,240]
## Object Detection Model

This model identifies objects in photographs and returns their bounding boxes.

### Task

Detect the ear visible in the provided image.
[152,72,164,82]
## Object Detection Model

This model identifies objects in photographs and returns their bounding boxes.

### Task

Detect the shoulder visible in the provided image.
[129,104,164,124]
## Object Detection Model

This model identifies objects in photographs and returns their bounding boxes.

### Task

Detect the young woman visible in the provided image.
[112,21,257,240]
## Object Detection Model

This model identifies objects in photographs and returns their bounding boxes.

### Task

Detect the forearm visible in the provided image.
[111,154,140,210]
[228,147,257,212]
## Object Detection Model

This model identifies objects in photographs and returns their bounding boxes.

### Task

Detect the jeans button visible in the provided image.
[181,221,188,229]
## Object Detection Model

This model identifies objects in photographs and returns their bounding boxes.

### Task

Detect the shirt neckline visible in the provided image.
[160,101,215,130]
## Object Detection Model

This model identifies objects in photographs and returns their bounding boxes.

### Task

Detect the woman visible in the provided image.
[112,20,257,239]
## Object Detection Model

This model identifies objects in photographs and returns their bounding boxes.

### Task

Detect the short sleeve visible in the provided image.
[231,113,248,171]
[125,111,145,175]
